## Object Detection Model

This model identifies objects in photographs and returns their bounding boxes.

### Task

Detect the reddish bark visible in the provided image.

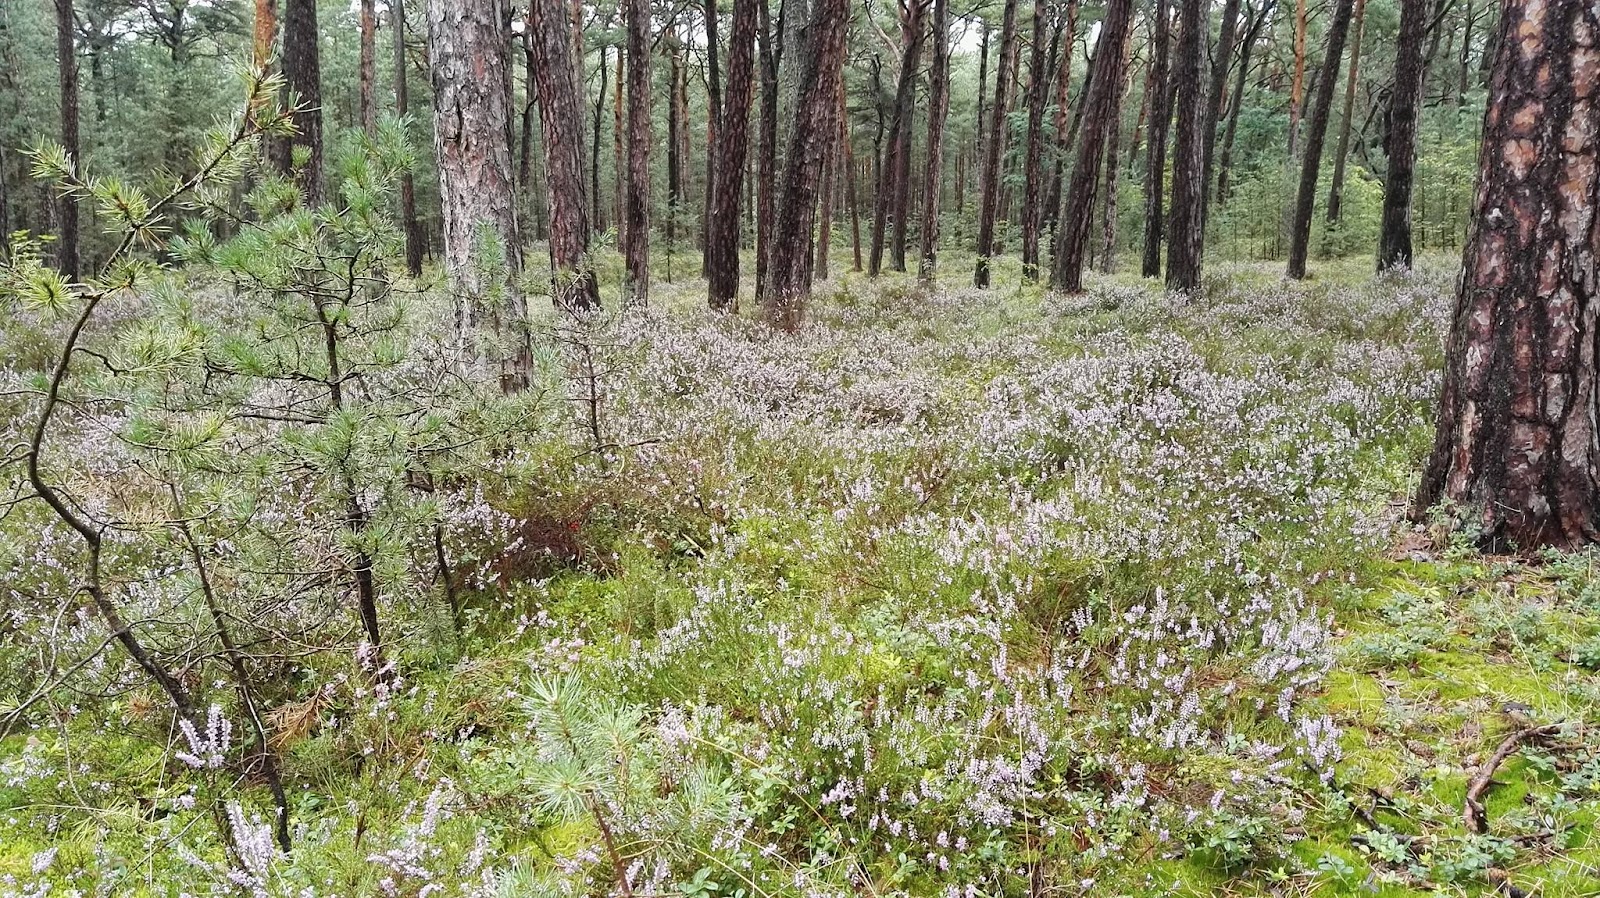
[360,0,377,136]
[1415,0,1600,551]
[529,0,600,308]
[1286,0,1355,279]
[706,0,758,310]
[1164,0,1205,292]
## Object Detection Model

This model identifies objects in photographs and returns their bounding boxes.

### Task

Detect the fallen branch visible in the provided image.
[1464,723,1562,834]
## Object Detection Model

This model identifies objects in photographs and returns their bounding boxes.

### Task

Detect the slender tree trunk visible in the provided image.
[613,46,625,233]
[1044,0,1081,232]
[1099,42,1132,274]
[1286,0,1354,278]
[845,88,865,272]
[817,131,836,279]
[974,22,989,199]
[1414,0,1600,551]
[529,0,600,308]
[254,0,278,68]
[1200,0,1241,217]
[1139,0,1170,278]
[1216,0,1272,207]
[593,45,611,236]
[889,1,926,273]
[707,0,758,309]
[1049,0,1134,292]
[394,0,424,276]
[429,0,525,347]
[1288,0,1307,156]
[702,0,722,273]
[755,0,784,301]
[763,0,849,330]
[54,0,79,279]
[917,0,951,280]
[974,0,1019,288]
[1378,0,1428,270]
[1020,1,1052,281]
[1164,0,1205,291]
[623,0,651,305]
[360,0,377,135]
[1326,0,1366,223]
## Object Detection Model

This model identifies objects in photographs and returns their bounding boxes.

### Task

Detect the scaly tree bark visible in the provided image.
[917,0,951,280]
[755,0,786,301]
[394,0,424,276]
[1199,0,1241,216]
[973,0,1019,288]
[54,0,79,279]
[529,0,600,308]
[1326,0,1367,223]
[360,0,377,135]
[1098,38,1132,274]
[429,0,524,337]
[1044,0,1081,233]
[1378,0,1427,270]
[1164,0,1205,292]
[1019,0,1052,282]
[1215,0,1273,207]
[1139,0,1171,277]
[1048,0,1134,292]
[1288,0,1307,155]
[623,0,651,305]
[1285,0,1355,279]
[869,0,928,276]
[702,0,721,273]
[280,0,323,205]
[707,0,758,309]
[254,0,277,68]
[763,0,849,330]
[1414,0,1600,551]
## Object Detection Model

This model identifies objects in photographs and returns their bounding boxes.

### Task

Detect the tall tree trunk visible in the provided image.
[755,0,785,301]
[254,0,278,68]
[429,0,524,341]
[1288,0,1307,156]
[667,34,687,249]
[1285,0,1355,278]
[1019,1,1052,281]
[623,0,651,305]
[1326,0,1366,223]
[1414,0,1600,551]
[1048,0,1134,292]
[974,21,989,202]
[54,0,79,279]
[593,45,611,236]
[817,130,836,279]
[1199,0,1241,216]
[360,0,378,135]
[1454,0,1475,106]
[973,0,1019,288]
[1164,0,1205,291]
[281,0,323,205]
[845,86,865,272]
[702,0,722,273]
[763,0,849,330]
[395,0,424,276]
[1099,41,1132,274]
[1215,0,1272,207]
[1139,0,1170,278]
[529,0,600,308]
[707,0,758,309]
[917,0,951,280]
[1378,0,1427,270]
[1044,0,1081,233]
[613,46,625,233]
[870,0,927,276]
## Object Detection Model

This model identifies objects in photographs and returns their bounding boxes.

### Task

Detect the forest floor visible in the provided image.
[2,255,1598,897]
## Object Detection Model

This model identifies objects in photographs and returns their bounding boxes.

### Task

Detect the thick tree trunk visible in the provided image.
[707,0,758,309]
[1164,0,1205,291]
[1019,1,1052,282]
[763,0,849,330]
[1215,0,1272,207]
[1326,0,1366,223]
[360,0,377,135]
[974,0,1019,288]
[623,0,651,305]
[1049,0,1133,292]
[280,0,323,206]
[429,0,524,335]
[1415,0,1600,552]
[1139,0,1171,278]
[1099,43,1132,274]
[1285,0,1355,278]
[1199,0,1241,216]
[394,0,424,276]
[54,0,79,279]
[1378,0,1427,270]
[917,0,951,280]
[529,0,600,308]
